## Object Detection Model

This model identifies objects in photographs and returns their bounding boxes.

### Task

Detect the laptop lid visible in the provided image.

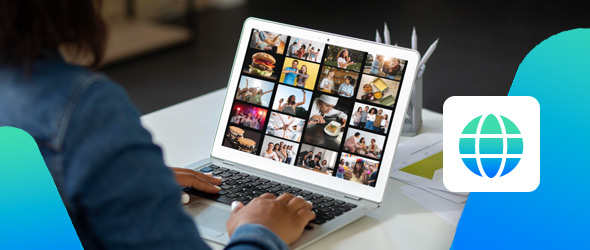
[211,18,419,203]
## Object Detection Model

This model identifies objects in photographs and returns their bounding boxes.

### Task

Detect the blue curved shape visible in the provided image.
[461,158,482,176]
[454,29,590,249]
[480,158,502,177]
[501,158,521,176]
[0,127,82,249]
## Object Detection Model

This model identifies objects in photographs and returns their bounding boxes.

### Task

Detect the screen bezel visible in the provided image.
[210,18,420,203]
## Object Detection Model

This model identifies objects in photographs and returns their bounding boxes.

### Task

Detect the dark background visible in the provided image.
[102,0,590,114]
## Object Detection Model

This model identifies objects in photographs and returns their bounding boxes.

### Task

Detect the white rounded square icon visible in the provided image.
[443,96,540,192]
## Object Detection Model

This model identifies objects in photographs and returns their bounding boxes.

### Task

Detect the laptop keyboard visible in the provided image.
[183,164,358,226]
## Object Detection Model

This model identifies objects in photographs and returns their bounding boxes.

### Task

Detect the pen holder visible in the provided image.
[401,64,425,136]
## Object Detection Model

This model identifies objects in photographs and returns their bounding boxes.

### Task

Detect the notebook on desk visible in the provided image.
[182,17,419,249]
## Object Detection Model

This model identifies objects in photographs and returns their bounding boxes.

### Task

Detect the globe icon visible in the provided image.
[459,114,523,178]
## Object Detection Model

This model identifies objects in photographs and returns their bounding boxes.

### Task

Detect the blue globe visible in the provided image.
[459,114,523,178]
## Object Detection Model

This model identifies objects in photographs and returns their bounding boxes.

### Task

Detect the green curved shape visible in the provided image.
[480,114,502,134]
[501,116,521,134]
[462,115,482,134]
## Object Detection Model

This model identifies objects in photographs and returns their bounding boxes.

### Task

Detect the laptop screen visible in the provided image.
[221,28,409,188]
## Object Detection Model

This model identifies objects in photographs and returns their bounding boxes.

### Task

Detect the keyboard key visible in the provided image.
[199,166,213,173]
[323,197,334,202]
[218,190,228,195]
[209,165,220,169]
[227,170,239,175]
[259,178,270,183]
[219,172,233,178]
[225,193,238,198]
[311,218,326,225]
[237,173,249,178]
[220,185,233,190]
[212,170,225,175]
[218,167,229,171]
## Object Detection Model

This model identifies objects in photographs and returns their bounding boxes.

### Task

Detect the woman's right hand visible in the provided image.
[227,193,315,245]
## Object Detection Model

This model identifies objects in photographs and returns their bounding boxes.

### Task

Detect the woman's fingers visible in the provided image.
[288,196,313,212]
[172,167,222,185]
[175,172,220,194]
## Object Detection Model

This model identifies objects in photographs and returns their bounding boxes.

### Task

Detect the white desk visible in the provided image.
[141,88,456,250]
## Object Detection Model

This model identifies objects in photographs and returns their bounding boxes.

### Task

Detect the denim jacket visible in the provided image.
[0,56,287,250]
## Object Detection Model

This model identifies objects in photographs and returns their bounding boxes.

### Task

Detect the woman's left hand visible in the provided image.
[172,167,222,194]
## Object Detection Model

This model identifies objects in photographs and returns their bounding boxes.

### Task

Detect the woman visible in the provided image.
[279,90,307,116]
[272,144,283,162]
[337,76,355,97]
[368,139,380,157]
[280,145,289,163]
[370,55,384,75]
[381,113,389,133]
[296,65,309,88]
[309,47,318,62]
[262,142,278,161]
[384,58,401,80]
[349,161,367,184]
[0,1,313,248]
[250,88,273,106]
[356,138,368,155]
[319,70,335,93]
[336,49,354,69]
[366,108,376,130]
[352,107,362,127]
[296,44,306,59]
[320,160,328,172]
[241,113,253,127]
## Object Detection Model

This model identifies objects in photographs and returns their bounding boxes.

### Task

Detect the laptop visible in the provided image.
[182,18,420,249]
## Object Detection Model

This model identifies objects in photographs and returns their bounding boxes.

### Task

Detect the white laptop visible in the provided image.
[183,18,419,249]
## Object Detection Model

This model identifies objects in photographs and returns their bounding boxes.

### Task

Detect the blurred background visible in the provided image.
[98,0,589,114]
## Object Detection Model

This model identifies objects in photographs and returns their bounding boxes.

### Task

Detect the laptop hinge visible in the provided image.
[221,161,236,167]
[344,195,361,201]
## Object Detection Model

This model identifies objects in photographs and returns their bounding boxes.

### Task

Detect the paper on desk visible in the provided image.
[401,184,465,226]
[392,132,443,170]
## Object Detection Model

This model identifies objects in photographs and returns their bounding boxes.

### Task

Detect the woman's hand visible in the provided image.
[172,167,221,194]
[227,193,315,245]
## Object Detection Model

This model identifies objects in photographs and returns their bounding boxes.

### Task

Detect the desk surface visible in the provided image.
[141,88,456,250]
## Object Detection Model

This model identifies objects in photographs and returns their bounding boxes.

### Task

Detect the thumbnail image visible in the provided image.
[223,126,261,155]
[343,127,386,160]
[266,112,306,142]
[243,49,279,80]
[235,75,275,107]
[356,74,400,107]
[317,65,359,98]
[323,45,364,72]
[259,135,300,165]
[278,57,320,90]
[336,153,380,187]
[285,37,325,62]
[229,102,268,131]
[302,94,352,151]
[272,84,312,118]
[296,144,338,174]
[249,29,288,55]
[363,53,407,81]
[350,103,393,134]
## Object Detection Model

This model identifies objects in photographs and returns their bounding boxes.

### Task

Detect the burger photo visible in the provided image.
[248,52,276,77]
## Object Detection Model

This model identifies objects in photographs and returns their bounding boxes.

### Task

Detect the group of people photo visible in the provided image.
[249,29,288,55]
[335,153,380,187]
[266,112,305,142]
[295,144,337,174]
[286,37,324,62]
[272,84,312,118]
[317,66,358,98]
[323,45,364,72]
[259,136,299,164]
[235,75,275,107]
[343,128,386,160]
[229,103,268,131]
[279,57,320,90]
[363,53,407,80]
[350,103,392,134]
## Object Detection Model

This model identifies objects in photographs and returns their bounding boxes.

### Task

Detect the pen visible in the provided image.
[375,29,382,43]
[383,22,391,45]
[411,27,418,51]
[418,38,438,69]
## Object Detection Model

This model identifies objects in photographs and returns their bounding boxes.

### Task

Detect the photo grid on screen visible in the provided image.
[223,29,409,187]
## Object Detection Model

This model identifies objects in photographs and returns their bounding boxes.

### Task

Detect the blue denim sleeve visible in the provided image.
[62,75,211,250]
[226,224,288,250]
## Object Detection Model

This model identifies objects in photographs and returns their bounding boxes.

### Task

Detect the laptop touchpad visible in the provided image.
[185,201,231,242]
